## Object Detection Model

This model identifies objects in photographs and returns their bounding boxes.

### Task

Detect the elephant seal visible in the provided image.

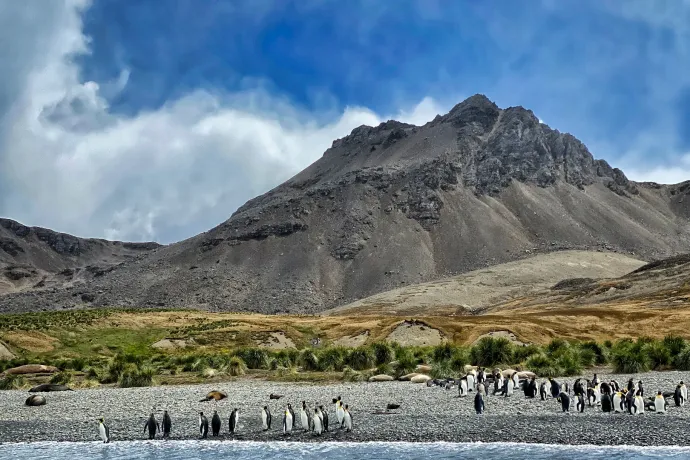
[29,384,73,392]
[25,395,47,406]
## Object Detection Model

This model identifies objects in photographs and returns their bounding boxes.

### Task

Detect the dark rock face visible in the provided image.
[0,94,688,314]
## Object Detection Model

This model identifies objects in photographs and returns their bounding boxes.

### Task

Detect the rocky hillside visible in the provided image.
[0,218,159,296]
[0,94,689,314]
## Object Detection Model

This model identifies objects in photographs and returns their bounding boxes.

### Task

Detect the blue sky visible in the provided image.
[0,0,689,243]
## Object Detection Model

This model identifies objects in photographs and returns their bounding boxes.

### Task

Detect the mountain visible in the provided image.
[0,218,159,296]
[0,94,689,314]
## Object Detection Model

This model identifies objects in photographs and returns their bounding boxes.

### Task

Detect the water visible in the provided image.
[1,441,689,459]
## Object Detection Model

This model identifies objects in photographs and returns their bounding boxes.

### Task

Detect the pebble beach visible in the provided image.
[1,371,689,446]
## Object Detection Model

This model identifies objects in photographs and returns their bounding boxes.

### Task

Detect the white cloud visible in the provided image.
[0,1,440,243]
[625,154,690,184]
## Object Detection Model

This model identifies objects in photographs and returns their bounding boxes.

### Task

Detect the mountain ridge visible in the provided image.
[0,94,688,314]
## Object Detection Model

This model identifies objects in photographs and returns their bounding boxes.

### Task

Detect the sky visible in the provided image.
[0,0,689,244]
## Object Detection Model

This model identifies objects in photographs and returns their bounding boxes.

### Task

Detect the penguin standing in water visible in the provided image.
[549,378,561,398]
[539,381,548,400]
[144,412,159,440]
[98,417,110,443]
[283,407,293,435]
[601,393,612,413]
[313,408,323,435]
[654,391,668,414]
[613,391,624,413]
[162,410,172,438]
[229,408,239,434]
[199,412,209,438]
[261,406,272,431]
[634,391,645,415]
[576,393,586,413]
[211,410,222,437]
[558,392,571,413]
[300,401,311,431]
[343,404,353,432]
[474,392,485,414]
[319,405,329,432]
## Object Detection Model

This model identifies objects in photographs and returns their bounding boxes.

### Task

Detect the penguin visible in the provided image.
[539,381,548,401]
[319,405,329,432]
[559,392,570,412]
[283,407,293,435]
[638,380,644,397]
[287,403,296,429]
[474,392,485,415]
[562,382,570,395]
[144,412,159,440]
[211,410,221,437]
[477,368,486,386]
[459,378,469,397]
[511,372,520,391]
[601,393,612,413]
[592,384,601,406]
[600,382,612,399]
[675,385,684,407]
[98,417,110,443]
[613,392,624,412]
[333,396,341,417]
[313,408,323,435]
[654,391,668,413]
[336,400,345,426]
[300,401,311,431]
[634,391,645,415]
[477,382,486,396]
[229,408,239,434]
[199,412,209,438]
[343,404,353,432]
[610,380,620,392]
[493,372,504,395]
[576,393,585,413]
[549,378,560,398]
[261,406,272,431]
[625,389,635,414]
[504,376,514,397]
[592,373,600,386]
[681,381,688,405]
[162,410,172,438]
[466,371,476,392]
[573,378,584,397]
[627,379,635,392]
[524,377,537,398]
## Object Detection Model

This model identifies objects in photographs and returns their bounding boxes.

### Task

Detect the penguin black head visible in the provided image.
[199,411,203,416]
[99,417,104,423]
[288,403,292,408]
[164,410,168,414]
[344,404,349,409]
[263,405,268,410]
[319,405,324,409]
[658,391,662,395]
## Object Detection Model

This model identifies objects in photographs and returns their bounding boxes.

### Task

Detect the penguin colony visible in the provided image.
[94,395,353,442]
[428,368,686,417]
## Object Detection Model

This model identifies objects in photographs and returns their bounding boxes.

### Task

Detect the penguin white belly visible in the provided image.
[459,379,468,397]
[506,379,514,396]
[284,413,292,433]
[467,374,475,391]
[613,394,622,412]
[300,410,309,430]
[98,424,108,443]
[336,406,344,424]
[343,412,352,431]
[313,416,323,435]
[512,373,519,389]
[655,397,666,413]
[594,389,601,406]
[261,411,268,430]
[635,396,645,415]
[682,387,688,406]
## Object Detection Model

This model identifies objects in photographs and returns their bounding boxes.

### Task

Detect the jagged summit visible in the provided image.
[0,95,688,315]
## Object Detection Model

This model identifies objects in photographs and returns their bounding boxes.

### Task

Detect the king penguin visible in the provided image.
[474,391,485,414]
[283,407,293,435]
[144,412,159,440]
[162,410,172,438]
[600,393,612,413]
[634,391,645,415]
[313,408,323,435]
[229,408,239,434]
[261,406,272,431]
[576,393,585,413]
[681,381,688,405]
[539,381,548,401]
[199,412,209,438]
[211,410,221,437]
[319,405,329,432]
[504,376,514,397]
[493,373,504,395]
[549,378,561,398]
[559,392,571,413]
[98,417,110,443]
[459,377,469,397]
[675,385,684,407]
[336,400,345,426]
[287,403,296,429]
[343,404,353,432]
[466,370,476,392]
[654,391,667,414]
[300,401,311,431]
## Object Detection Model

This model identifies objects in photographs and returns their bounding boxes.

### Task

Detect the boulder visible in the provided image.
[0,341,15,360]
[410,374,432,384]
[368,374,395,382]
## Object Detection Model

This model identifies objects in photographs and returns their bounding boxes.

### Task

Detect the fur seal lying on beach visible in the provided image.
[25,395,46,406]
[28,384,73,392]
[200,390,227,402]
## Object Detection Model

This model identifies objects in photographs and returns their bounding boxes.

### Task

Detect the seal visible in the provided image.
[25,395,46,406]
[28,384,73,392]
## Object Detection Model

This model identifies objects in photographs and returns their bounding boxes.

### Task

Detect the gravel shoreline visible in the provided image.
[1,371,689,445]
